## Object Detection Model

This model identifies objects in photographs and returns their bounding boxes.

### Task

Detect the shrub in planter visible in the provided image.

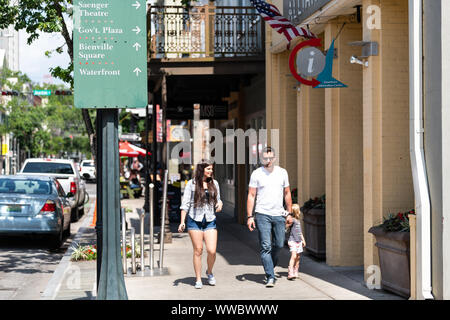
[70,241,142,261]
[368,209,414,298]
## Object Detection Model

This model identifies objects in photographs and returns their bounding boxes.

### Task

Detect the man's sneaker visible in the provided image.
[195,281,203,289]
[206,271,216,286]
[266,278,275,287]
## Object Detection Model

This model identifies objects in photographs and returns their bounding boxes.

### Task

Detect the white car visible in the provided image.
[80,160,96,182]
[18,158,87,222]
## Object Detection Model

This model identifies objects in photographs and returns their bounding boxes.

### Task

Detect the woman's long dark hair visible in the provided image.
[193,159,218,208]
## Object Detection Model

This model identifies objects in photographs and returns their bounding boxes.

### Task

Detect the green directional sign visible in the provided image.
[33,90,52,96]
[73,0,147,109]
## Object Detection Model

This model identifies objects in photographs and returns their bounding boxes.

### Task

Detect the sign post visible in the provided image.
[74,0,147,300]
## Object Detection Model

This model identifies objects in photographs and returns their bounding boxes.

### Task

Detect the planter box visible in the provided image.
[302,208,326,260]
[368,226,410,298]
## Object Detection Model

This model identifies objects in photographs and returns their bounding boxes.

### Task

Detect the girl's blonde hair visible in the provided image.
[292,204,301,220]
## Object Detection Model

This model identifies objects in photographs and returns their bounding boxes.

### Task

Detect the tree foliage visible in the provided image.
[0,0,96,159]
[0,68,90,158]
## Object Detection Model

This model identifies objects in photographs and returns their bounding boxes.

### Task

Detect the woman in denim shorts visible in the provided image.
[178,159,223,289]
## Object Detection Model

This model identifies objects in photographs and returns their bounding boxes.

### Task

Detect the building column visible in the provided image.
[278,51,298,188]
[362,0,413,279]
[324,21,364,266]
[266,47,298,188]
[297,84,325,206]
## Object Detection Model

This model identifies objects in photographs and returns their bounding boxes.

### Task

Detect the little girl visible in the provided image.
[286,204,306,280]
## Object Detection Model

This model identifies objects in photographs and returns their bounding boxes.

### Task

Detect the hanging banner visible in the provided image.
[156,104,163,142]
[289,38,347,88]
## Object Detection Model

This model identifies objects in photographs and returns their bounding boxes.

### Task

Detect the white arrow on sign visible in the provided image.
[133,68,142,76]
[132,42,142,51]
[132,26,141,35]
[132,1,141,10]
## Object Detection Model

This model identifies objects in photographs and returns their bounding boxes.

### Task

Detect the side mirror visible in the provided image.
[66,192,74,198]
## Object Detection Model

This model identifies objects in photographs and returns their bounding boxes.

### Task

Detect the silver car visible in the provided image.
[0,175,72,248]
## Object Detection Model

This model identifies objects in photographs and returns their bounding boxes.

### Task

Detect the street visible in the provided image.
[0,182,96,300]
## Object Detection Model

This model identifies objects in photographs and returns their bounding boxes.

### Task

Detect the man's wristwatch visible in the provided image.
[247,216,254,219]
[281,210,292,218]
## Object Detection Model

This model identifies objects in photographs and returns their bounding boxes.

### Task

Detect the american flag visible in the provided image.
[250,0,317,42]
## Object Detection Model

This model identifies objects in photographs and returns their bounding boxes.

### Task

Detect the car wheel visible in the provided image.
[79,206,85,217]
[71,207,80,222]
[63,220,71,238]
[49,225,64,249]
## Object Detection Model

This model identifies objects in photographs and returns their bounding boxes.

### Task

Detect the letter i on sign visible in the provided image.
[308,51,315,74]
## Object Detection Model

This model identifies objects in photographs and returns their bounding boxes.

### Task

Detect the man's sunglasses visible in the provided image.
[261,157,275,161]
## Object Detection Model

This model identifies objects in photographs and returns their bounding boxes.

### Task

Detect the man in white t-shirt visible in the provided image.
[247,147,293,287]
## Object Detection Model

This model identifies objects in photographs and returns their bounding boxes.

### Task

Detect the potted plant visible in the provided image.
[301,195,326,259]
[368,210,413,298]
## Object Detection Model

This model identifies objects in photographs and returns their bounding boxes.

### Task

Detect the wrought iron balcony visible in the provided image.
[149,5,264,59]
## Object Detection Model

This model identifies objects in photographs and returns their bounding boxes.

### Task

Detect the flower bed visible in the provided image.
[70,242,141,261]
[71,244,97,261]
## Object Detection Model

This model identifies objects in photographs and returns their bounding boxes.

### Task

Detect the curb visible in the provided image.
[40,199,96,300]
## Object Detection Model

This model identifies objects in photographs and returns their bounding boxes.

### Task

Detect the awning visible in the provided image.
[119,140,151,157]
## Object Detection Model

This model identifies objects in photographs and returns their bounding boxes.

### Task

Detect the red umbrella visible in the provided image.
[119,141,150,157]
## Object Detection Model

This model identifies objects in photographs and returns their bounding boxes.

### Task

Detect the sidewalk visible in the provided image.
[45,197,404,300]
[124,199,403,300]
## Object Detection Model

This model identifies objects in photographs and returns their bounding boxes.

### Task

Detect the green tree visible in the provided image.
[6,96,47,157]
[0,0,96,160]
[1,67,91,158]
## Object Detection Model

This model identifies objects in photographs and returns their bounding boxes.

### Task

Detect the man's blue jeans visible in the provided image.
[255,213,286,281]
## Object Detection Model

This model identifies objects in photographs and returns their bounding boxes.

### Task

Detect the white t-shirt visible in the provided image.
[248,165,290,216]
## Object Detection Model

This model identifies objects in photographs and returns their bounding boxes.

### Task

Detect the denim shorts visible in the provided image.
[186,215,217,231]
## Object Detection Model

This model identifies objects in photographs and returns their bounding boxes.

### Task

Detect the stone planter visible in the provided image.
[302,207,326,260]
[368,226,410,298]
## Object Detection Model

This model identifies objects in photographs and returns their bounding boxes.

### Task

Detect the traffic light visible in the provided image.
[54,90,72,96]
[1,90,19,96]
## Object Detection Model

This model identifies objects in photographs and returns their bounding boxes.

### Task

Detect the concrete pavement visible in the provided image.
[44,197,404,300]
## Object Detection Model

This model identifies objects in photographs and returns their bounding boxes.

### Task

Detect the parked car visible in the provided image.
[80,160,96,182]
[0,175,72,248]
[18,158,86,222]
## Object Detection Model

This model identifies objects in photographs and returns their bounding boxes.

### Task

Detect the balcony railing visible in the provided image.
[149,6,264,59]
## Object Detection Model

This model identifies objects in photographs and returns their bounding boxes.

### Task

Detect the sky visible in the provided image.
[19,30,71,87]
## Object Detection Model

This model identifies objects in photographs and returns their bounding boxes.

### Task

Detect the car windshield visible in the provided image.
[22,162,74,174]
[82,162,95,167]
[0,179,52,195]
